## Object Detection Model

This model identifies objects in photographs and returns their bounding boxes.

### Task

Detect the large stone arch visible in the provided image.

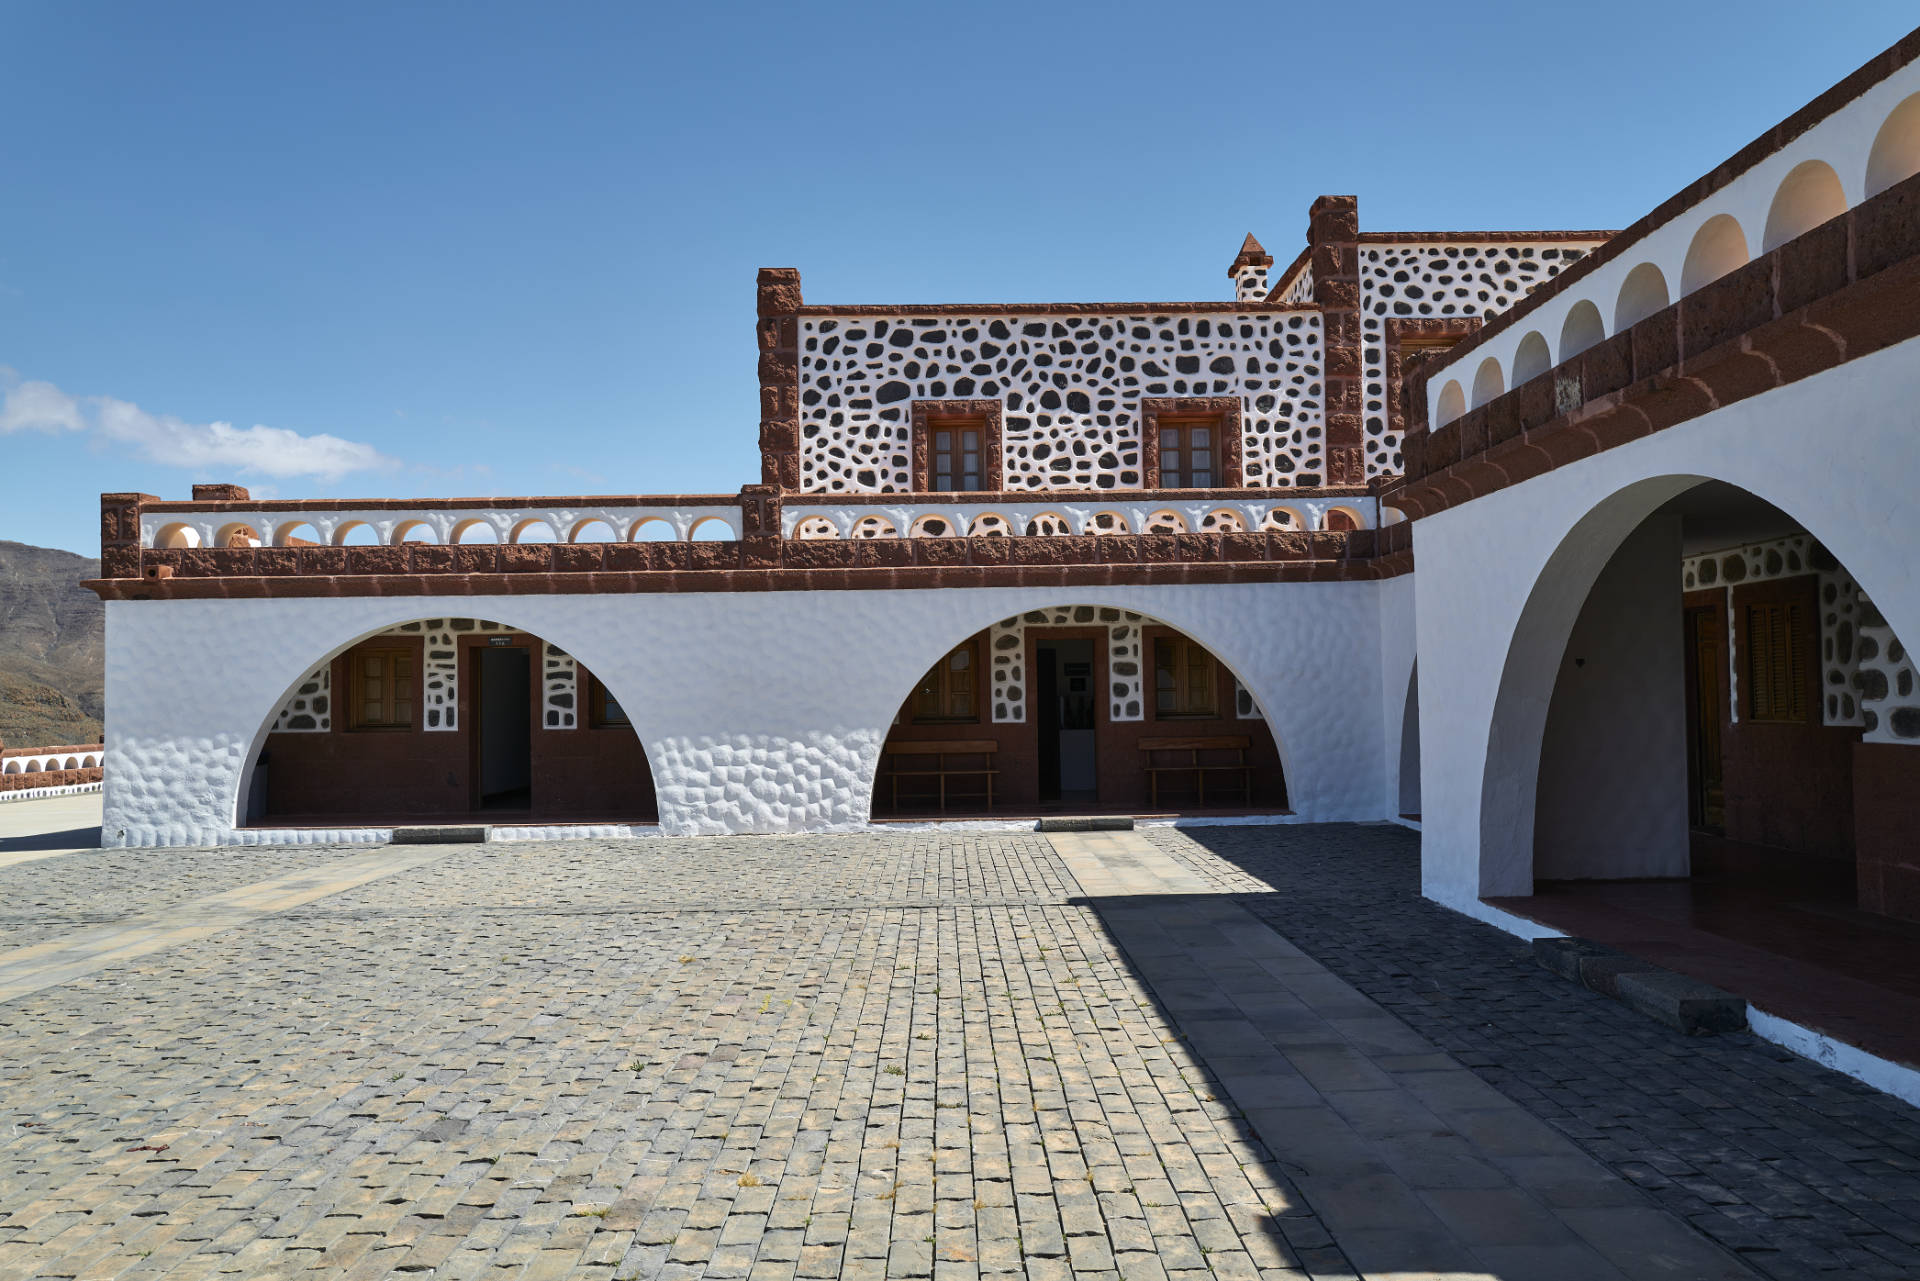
[1413,337,1920,912]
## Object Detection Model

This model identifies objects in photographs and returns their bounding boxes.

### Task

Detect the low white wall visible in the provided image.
[1414,334,1920,910]
[104,580,1394,846]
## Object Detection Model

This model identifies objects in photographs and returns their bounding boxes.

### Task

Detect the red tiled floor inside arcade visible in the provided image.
[1490,836,1920,1069]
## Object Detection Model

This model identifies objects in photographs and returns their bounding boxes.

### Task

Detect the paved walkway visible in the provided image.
[0,817,1770,1281]
[1149,824,1920,1281]
[0,791,104,869]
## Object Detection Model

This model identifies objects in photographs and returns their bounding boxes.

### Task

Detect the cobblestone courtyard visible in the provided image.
[0,815,1909,1279]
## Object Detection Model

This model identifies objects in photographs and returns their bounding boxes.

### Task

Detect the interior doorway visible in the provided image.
[1036,637,1098,804]
[475,644,532,810]
[1684,604,1727,833]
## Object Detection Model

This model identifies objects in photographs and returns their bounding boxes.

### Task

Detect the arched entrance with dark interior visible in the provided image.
[243,616,657,827]
[871,605,1288,819]
[1483,480,1920,1055]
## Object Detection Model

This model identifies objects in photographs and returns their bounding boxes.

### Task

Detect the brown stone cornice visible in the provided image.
[1387,170,1920,521]
[1356,230,1616,245]
[87,527,1415,599]
[795,300,1319,317]
[140,493,745,513]
[1416,26,1920,379]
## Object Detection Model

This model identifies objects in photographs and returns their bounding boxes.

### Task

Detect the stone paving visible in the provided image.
[1,833,1337,1281]
[0,818,1890,1279]
[1147,824,1920,1281]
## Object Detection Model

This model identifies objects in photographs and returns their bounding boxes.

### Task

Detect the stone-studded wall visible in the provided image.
[1680,536,1919,742]
[798,312,1324,491]
[543,643,578,730]
[1360,242,1592,474]
[987,606,1147,723]
[271,667,330,732]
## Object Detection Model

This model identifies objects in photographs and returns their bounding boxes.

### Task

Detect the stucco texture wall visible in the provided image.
[103,582,1393,846]
[1412,334,1920,913]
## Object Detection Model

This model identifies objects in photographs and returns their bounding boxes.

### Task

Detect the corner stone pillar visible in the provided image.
[757,268,803,490]
[1310,196,1363,486]
[99,492,156,580]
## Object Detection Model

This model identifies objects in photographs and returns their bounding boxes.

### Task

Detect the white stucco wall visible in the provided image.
[1375,574,1418,818]
[1413,334,1920,913]
[103,580,1394,846]
[1533,517,1689,880]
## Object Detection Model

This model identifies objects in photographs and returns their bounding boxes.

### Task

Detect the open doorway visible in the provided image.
[475,643,532,811]
[1036,637,1098,804]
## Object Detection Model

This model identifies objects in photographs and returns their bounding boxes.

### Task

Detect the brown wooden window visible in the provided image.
[1154,637,1218,719]
[1745,601,1810,723]
[349,647,414,730]
[912,642,978,722]
[929,422,985,492]
[588,676,630,728]
[1157,420,1219,489]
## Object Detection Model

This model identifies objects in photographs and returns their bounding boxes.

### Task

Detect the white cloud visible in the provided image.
[0,370,397,481]
[93,397,395,481]
[0,379,87,434]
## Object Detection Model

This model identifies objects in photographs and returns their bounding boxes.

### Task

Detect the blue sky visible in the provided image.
[4,1,1914,555]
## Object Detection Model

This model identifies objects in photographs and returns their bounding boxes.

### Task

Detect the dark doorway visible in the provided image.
[476,646,532,810]
[1036,638,1098,805]
[1684,604,1726,833]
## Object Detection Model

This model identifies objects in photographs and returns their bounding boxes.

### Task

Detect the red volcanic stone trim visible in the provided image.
[1310,195,1364,485]
[794,300,1319,317]
[1267,245,1313,300]
[1388,178,1920,521]
[1415,26,1920,373]
[190,483,250,501]
[1228,233,1273,279]
[758,268,804,490]
[139,492,744,513]
[1357,230,1617,244]
[1138,397,1244,489]
[910,400,1005,493]
[1384,318,1482,448]
[99,492,155,580]
[0,766,103,792]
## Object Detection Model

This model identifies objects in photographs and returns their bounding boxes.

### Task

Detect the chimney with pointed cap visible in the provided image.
[1228,233,1273,302]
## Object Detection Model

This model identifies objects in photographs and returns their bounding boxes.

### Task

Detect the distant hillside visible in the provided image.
[0,541,104,748]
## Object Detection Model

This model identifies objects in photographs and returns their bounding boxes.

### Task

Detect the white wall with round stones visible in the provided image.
[1360,242,1598,475]
[798,312,1324,490]
[101,580,1394,846]
[983,607,1147,724]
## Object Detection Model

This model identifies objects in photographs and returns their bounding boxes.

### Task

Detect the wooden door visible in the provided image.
[1684,605,1727,832]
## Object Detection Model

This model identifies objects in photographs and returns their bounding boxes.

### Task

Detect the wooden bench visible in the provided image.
[1140,736,1251,809]
[883,740,999,814]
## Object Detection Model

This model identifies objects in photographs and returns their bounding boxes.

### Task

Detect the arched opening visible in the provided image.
[216,523,262,548]
[1434,380,1466,427]
[1480,479,1920,1038]
[1681,213,1751,295]
[335,522,380,546]
[910,514,958,538]
[1322,507,1359,532]
[1558,300,1606,361]
[451,519,500,544]
[794,516,841,539]
[244,616,658,829]
[1866,91,1920,198]
[1762,159,1846,252]
[1613,262,1671,332]
[394,521,435,544]
[1083,512,1130,535]
[2,760,18,774]
[1199,510,1245,533]
[1024,513,1071,536]
[1143,511,1188,534]
[509,519,559,544]
[629,517,676,542]
[1469,357,1505,409]
[272,522,322,547]
[688,516,736,541]
[871,605,1287,819]
[851,515,897,539]
[568,519,618,543]
[1261,507,1301,532]
[968,513,1012,538]
[1511,332,1553,386]
[154,523,202,549]
[63,758,79,770]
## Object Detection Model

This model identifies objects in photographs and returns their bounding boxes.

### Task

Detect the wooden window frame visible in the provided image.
[587,674,630,729]
[347,644,417,732]
[1384,317,1482,441]
[1737,582,1814,724]
[911,638,982,724]
[1153,634,1220,720]
[1140,397,1242,490]
[912,400,1003,493]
